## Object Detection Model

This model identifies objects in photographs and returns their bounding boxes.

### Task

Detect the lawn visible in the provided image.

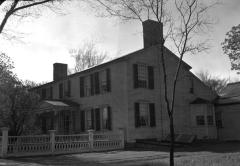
[2,141,240,166]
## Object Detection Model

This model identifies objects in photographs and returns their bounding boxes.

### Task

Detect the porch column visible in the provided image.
[118,128,125,148]
[49,130,56,154]
[88,130,94,150]
[1,127,9,158]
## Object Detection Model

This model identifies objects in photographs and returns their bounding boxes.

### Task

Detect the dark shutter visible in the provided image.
[91,109,95,130]
[94,72,100,94]
[80,111,85,132]
[71,111,75,132]
[135,103,140,128]
[42,88,46,99]
[59,83,63,99]
[80,77,85,97]
[68,80,71,97]
[149,103,156,127]
[106,68,111,92]
[90,74,94,95]
[95,108,101,131]
[133,64,138,88]
[148,66,154,89]
[107,106,112,130]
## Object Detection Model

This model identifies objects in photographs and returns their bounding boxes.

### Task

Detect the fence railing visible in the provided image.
[0,128,124,158]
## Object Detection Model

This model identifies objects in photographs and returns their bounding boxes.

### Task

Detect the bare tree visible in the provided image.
[70,42,109,73]
[0,0,69,37]
[197,70,228,95]
[89,0,218,165]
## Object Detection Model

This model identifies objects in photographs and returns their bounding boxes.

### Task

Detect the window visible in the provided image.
[58,111,71,134]
[138,64,148,88]
[139,103,149,126]
[207,115,214,125]
[84,76,91,96]
[102,106,111,130]
[135,102,156,128]
[196,116,205,126]
[133,64,154,89]
[86,110,93,130]
[100,70,108,93]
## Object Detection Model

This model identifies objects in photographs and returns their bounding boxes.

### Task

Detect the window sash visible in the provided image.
[196,116,205,126]
[139,103,149,126]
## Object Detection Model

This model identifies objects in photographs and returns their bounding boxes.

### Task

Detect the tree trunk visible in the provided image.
[170,115,174,166]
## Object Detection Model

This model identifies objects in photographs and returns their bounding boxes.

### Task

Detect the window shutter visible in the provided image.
[59,83,63,99]
[149,103,156,127]
[95,108,101,131]
[94,72,100,94]
[91,109,95,130]
[133,64,138,88]
[80,77,85,97]
[80,111,85,132]
[106,68,111,92]
[135,103,140,128]
[107,106,112,130]
[90,74,94,95]
[68,80,71,97]
[148,66,154,89]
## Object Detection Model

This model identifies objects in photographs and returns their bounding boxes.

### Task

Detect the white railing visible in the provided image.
[0,128,124,158]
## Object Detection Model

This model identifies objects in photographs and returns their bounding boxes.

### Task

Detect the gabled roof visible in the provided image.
[216,82,240,105]
[32,44,192,90]
[38,100,79,114]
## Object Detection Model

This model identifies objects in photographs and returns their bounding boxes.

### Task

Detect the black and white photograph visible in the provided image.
[0,0,240,165]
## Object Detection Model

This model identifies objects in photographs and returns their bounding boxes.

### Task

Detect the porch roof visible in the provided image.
[37,100,79,114]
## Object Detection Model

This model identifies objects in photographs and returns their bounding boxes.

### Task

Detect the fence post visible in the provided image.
[1,127,9,158]
[118,128,125,149]
[88,130,94,150]
[49,130,56,154]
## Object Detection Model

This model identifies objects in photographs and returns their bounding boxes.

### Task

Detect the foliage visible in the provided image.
[0,53,40,136]
[222,24,240,74]
[70,42,109,73]
[196,71,228,95]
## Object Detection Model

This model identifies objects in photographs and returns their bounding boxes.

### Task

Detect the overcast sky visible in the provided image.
[1,0,240,83]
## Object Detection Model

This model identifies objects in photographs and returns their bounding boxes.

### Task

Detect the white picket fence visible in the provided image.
[0,128,124,158]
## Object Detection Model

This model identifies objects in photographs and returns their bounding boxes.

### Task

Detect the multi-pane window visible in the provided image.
[58,111,71,134]
[216,112,223,128]
[100,70,108,93]
[86,111,93,130]
[102,107,111,130]
[135,102,156,128]
[84,76,91,96]
[64,80,71,97]
[196,116,205,126]
[41,88,47,99]
[80,69,111,98]
[137,64,148,88]
[139,103,149,126]
[207,115,214,125]
[133,64,154,89]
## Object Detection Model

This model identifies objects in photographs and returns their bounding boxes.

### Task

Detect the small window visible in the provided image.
[196,116,205,126]
[207,115,214,125]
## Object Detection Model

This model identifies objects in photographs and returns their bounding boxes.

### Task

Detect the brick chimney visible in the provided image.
[53,63,67,81]
[142,19,163,48]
